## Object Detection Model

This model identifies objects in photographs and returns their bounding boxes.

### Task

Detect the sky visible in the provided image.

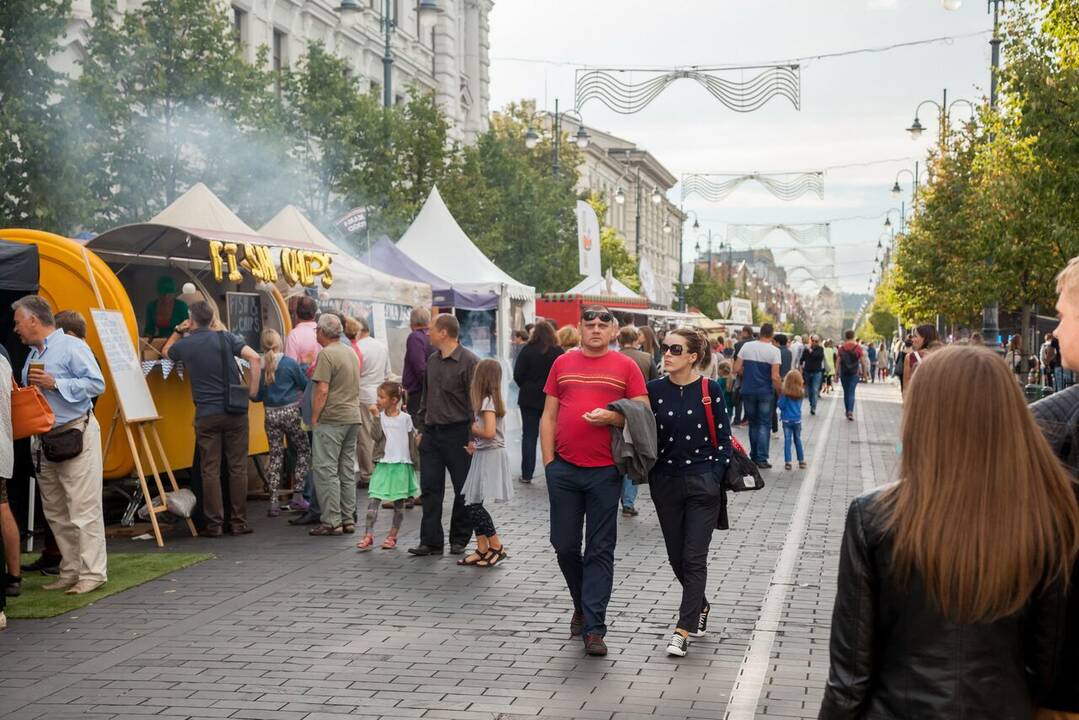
[486,0,998,295]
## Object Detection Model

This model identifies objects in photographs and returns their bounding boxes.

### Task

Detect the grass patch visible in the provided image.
[7,552,213,619]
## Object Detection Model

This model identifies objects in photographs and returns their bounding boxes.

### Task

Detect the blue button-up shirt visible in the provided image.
[22,329,105,427]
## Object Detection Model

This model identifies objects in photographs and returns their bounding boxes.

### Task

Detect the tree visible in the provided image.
[0,0,89,232]
[684,266,731,318]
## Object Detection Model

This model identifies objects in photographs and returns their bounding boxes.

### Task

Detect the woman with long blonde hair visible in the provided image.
[821,345,1079,719]
[254,329,311,516]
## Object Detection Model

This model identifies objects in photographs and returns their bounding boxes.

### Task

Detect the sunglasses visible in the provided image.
[660,343,687,356]
[581,310,614,323]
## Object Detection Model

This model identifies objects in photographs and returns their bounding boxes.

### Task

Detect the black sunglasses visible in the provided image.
[660,343,686,356]
[581,310,613,323]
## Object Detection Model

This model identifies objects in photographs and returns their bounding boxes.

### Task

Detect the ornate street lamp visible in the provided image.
[905,89,976,146]
[522,98,588,176]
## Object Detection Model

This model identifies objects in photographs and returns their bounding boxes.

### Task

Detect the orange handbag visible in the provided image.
[11,378,55,439]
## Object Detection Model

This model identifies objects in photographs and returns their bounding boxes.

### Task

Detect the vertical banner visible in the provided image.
[575,200,602,278]
[639,256,657,303]
[681,261,696,286]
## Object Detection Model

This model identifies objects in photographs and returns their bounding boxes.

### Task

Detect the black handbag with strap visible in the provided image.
[39,411,91,466]
[701,376,764,493]
[218,331,249,415]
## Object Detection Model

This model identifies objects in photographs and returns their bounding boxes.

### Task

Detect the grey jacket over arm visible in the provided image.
[607,398,658,484]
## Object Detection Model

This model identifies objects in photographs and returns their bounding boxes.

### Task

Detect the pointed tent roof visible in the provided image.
[150,182,257,234]
[365,236,497,310]
[397,186,534,301]
[566,274,643,300]
[258,206,430,309]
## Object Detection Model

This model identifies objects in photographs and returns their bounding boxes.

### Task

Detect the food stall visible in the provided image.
[258,206,432,375]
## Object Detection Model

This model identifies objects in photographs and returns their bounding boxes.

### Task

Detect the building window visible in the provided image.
[232,6,246,48]
[272,30,287,95]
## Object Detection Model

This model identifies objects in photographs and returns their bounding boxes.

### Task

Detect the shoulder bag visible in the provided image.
[40,411,91,463]
[218,332,249,415]
[701,376,764,492]
[12,377,55,440]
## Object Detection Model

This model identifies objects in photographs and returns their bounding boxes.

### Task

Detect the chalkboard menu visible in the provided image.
[226,292,263,350]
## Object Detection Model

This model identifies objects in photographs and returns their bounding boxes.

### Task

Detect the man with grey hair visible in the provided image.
[13,295,106,594]
[402,307,432,420]
[354,316,389,488]
[164,300,261,537]
[308,314,362,535]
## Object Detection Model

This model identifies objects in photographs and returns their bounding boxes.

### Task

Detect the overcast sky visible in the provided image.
[487,0,997,294]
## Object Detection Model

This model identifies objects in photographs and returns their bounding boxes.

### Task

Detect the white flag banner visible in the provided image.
[717,300,732,318]
[681,261,695,286]
[639,256,657,303]
[772,246,836,270]
[576,200,602,278]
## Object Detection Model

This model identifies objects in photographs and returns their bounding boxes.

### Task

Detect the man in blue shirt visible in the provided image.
[734,323,781,468]
[13,295,106,595]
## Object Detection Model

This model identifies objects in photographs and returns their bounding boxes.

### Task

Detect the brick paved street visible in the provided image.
[0,383,901,720]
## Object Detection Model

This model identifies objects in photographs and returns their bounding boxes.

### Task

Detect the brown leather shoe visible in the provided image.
[570,609,584,637]
[583,633,608,656]
[309,525,342,536]
[230,526,254,536]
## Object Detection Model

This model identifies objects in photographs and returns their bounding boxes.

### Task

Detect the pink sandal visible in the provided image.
[356,533,374,551]
[381,536,397,550]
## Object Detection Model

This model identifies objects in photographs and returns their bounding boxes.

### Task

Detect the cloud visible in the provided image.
[867,0,898,8]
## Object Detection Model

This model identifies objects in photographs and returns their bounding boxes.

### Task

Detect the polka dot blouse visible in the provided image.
[646,375,733,475]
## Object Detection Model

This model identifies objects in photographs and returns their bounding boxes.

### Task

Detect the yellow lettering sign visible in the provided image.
[209,244,332,289]
[241,243,278,282]
[209,241,225,283]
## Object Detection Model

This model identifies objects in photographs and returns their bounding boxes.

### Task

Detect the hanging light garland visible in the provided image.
[681,171,823,202]
[574,64,801,115]
[727,223,831,247]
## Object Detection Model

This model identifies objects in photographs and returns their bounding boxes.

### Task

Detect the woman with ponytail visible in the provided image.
[255,329,311,516]
[647,327,733,658]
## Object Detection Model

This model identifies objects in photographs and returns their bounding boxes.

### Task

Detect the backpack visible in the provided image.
[838,345,861,376]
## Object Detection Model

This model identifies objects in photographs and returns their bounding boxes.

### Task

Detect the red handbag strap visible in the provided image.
[701,376,718,449]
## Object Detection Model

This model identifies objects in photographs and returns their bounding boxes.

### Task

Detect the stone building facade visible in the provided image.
[56,0,491,142]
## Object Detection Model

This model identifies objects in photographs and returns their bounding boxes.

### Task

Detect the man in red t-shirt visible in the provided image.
[540,305,649,656]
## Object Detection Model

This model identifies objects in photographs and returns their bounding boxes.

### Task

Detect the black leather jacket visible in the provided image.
[819,489,1067,720]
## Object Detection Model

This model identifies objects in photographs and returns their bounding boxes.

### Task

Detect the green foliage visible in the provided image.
[684,266,732,318]
[0,0,87,231]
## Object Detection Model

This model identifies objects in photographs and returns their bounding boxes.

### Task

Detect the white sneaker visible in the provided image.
[693,605,710,637]
[666,632,689,657]
[0,611,7,630]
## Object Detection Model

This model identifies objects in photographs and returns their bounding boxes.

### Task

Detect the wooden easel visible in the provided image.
[83,249,198,547]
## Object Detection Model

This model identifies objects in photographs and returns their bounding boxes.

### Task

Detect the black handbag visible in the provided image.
[40,412,90,464]
[218,331,249,415]
[700,376,764,492]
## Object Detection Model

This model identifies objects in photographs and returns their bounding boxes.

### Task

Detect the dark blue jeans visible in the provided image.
[546,458,621,639]
[520,407,542,480]
[805,371,823,413]
[840,373,858,415]
[783,421,804,463]
[742,393,774,463]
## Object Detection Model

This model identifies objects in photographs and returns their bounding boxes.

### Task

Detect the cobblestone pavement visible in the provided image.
[0,381,902,720]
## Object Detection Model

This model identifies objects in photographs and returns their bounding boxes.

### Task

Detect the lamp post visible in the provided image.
[680,210,704,312]
[944,0,1006,347]
[891,163,921,206]
[905,88,977,148]
[340,0,441,108]
[524,98,589,177]
[614,150,664,280]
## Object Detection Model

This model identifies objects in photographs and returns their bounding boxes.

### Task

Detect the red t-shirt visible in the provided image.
[543,349,648,467]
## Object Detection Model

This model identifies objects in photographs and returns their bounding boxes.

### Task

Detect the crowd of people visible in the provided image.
[2,273,1079,718]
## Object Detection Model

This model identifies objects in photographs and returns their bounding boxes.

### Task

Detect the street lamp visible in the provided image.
[523,98,588,176]
[614,187,626,205]
[651,187,663,205]
[905,88,977,147]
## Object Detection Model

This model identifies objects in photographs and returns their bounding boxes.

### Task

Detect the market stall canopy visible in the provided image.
[0,239,40,291]
[365,235,497,310]
[259,205,430,308]
[87,182,327,261]
[397,186,534,301]
[566,273,644,300]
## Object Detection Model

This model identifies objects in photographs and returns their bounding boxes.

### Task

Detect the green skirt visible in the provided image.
[369,462,418,501]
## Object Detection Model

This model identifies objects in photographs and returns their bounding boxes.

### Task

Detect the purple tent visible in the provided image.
[364,235,498,310]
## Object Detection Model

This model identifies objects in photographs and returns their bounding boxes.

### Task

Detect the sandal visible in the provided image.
[356,533,375,551]
[342,523,356,534]
[309,525,342,536]
[799,461,808,469]
[477,545,508,568]
[456,548,487,566]
[784,463,792,471]
[381,535,397,550]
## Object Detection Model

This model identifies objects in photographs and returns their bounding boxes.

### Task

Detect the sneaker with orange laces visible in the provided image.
[381,535,397,550]
[356,533,375,552]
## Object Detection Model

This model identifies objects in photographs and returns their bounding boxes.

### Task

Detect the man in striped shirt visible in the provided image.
[734,323,782,468]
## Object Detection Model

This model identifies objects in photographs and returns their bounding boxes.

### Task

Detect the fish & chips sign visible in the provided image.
[209,240,334,289]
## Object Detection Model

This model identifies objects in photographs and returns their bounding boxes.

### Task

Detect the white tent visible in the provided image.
[566,273,643,300]
[397,186,535,363]
[259,206,432,374]
[150,182,258,235]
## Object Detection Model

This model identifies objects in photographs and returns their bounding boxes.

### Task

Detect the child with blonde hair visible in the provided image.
[778,370,806,471]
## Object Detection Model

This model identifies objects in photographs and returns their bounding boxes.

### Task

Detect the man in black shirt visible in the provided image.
[409,314,479,556]
[800,334,825,415]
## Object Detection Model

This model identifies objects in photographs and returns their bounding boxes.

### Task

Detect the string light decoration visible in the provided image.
[727,223,831,247]
[574,64,801,115]
[681,171,823,202]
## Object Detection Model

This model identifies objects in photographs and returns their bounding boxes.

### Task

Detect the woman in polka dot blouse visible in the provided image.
[646,328,733,658]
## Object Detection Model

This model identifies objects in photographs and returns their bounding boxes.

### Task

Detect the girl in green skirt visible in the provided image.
[357,381,419,551]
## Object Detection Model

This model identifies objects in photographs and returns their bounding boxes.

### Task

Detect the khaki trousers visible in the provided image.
[36,414,107,584]
[313,422,360,528]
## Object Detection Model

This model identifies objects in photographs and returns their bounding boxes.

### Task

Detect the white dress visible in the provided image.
[461,397,513,504]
